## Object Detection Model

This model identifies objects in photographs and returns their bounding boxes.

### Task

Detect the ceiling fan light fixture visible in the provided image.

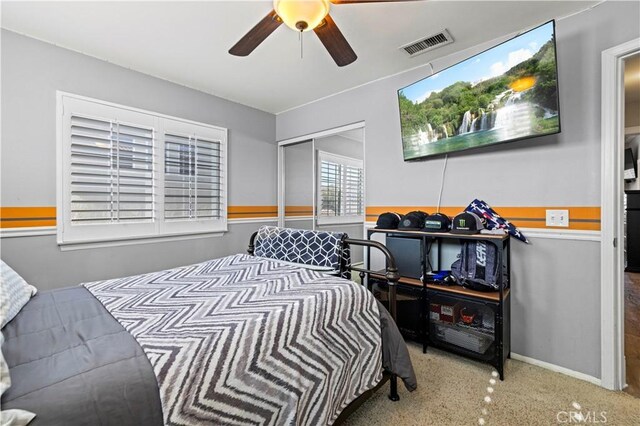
[273,0,330,32]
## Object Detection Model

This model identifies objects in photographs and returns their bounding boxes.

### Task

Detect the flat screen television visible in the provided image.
[398,20,560,161]
[625,147,637,181]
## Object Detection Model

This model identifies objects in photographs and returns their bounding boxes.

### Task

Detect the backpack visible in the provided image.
[451,241,503,291]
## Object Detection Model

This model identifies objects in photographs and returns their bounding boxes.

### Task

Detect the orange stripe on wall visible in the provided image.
[365,206,601,231]
[227,205,277,219]
[366,206,466,218]
[285,205,313,217]
[0,206,279,226]
[228,206,277,214]
[0,207,56,218]
[0,207,57,228]
[0,205,602,231]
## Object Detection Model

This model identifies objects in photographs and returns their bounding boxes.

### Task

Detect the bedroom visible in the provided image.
[1,0,639,425]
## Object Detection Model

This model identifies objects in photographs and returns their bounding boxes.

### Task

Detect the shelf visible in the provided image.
[428,337,496,362]
[426,283,509,302]
[370,228,509,242]
[431,318,494,338]
[369,272,509,301]
[365,223,510,380]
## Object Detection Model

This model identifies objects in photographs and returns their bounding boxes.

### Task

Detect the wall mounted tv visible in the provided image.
[398,20,560,161]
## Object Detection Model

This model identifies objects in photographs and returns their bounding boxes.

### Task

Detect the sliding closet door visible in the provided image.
[283,140,314,230]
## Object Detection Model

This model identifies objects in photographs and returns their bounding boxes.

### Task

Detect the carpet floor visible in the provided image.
[344,343,640,426]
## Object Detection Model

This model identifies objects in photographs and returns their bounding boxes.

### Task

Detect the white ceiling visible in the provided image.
[1,1,599,114]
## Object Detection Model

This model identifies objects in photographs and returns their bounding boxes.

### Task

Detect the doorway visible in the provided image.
[278,123,366,265]
[623,52,640,397]
[601,39,640,392]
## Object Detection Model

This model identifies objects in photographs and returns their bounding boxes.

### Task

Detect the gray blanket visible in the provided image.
[377,300,417,392]
[1,287,163,426]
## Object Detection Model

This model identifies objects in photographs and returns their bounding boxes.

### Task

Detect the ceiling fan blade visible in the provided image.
[314,14,357,67]
[330,0,422,4]
[229,10,282,56]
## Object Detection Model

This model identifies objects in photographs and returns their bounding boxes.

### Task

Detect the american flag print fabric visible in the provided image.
[465,199,529,243]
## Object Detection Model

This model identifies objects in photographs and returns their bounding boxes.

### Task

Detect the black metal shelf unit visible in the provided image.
[364,228,512,380]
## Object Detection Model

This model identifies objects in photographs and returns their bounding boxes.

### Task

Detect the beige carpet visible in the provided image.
[344,343,640,426]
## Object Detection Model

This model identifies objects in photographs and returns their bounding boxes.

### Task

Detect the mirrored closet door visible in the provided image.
[279,126,365,265]
[283,140,315,230]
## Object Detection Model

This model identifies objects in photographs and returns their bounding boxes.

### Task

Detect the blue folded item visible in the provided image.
[430,270,451,281]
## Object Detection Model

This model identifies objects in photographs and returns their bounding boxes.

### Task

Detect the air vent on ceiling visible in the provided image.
[400,29,454,57]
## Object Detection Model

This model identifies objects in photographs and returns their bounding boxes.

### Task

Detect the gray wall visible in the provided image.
[1,30,277,289]
[283,133,365,261]
[0,223,263,290]
[277,1,640,379]
[284,141,314,209]
[283,135,364,211]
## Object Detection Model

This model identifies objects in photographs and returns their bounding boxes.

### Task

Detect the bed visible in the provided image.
[1,226,416,425]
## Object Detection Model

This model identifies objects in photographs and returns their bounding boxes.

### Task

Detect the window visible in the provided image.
[164,133,222,221]
[58,94,227,245]
[317,151,364,225]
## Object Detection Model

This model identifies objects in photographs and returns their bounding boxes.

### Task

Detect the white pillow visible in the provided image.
[1,332,36,425]
[0,261,37,329]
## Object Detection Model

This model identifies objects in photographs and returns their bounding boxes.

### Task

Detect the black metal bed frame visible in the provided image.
[247,231,401,403]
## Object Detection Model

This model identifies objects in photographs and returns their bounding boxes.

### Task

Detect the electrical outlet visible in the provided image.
[546,209,569,227]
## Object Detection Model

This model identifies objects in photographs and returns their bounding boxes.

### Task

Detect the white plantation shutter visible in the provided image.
[317,151,364,225]
[342,164,364,216]
[59,94,227,246]
[160,118,226,235]
[164,133,222,220]
[69,115,154,223]
[320,160,341,216]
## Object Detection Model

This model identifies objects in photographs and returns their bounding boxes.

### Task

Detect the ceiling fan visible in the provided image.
[229,0,418,67]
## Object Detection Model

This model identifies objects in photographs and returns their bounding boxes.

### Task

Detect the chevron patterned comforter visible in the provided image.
[84,254,384,425]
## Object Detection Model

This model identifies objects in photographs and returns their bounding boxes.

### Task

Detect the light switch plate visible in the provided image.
[546,209,569,227]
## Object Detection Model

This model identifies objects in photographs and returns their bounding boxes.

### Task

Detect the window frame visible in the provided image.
[316,150,364,226]
[57,92,228,247]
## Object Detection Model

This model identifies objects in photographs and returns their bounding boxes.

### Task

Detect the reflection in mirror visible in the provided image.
[314,128,365,266]
[283,140,314,230]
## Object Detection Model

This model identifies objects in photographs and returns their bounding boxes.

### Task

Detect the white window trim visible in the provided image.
[56,91,228,248]
[316,150,364,226]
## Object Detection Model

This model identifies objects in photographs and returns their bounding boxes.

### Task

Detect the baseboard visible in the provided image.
[510,353,602,386]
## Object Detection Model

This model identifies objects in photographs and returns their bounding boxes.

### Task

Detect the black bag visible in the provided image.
[451,240,502,292]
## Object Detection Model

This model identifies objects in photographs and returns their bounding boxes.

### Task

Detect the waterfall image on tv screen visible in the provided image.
[398,21,560,160]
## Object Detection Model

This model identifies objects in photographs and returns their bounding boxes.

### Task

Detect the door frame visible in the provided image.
[600,38,640,391]
[277,121,366,228]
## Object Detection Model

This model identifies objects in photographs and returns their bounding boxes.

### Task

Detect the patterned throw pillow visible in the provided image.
[0,261,37,329]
